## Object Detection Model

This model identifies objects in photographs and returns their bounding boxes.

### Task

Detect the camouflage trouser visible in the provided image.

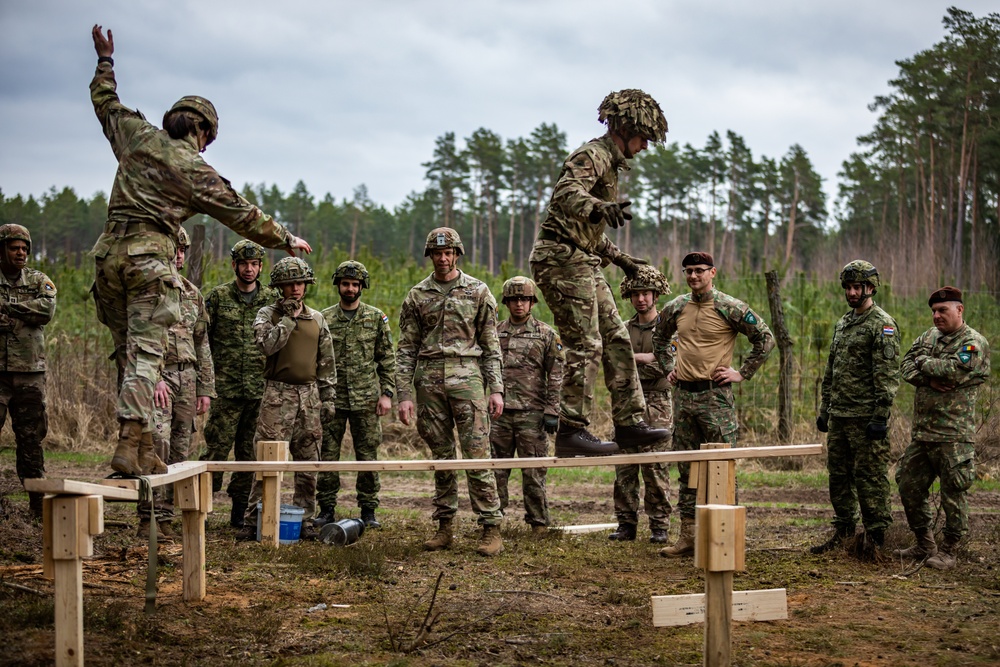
[673,385,738,519]
[825,415,892,533]
[489,409,550,526]
[415,360,501,526]
[530,240,645,428]
[0,371,47,483]
[317,408,383,512]
[93,235,181,431]
[614,389,673,528]
[245,380,322,520]
[896,440,975,543]
[201,396,261,502]
[138,365,198,522]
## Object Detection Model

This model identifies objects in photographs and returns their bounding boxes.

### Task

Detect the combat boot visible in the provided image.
[313,507,336,528]
[423,518,453,551]
[926,536,959,570]
[650,527,669,544]
[476,525,503,556]
[660,516,695,557]
[608,523,637,541]
[230,499,248,529]
[530,524,548,536]
[28,492,44,520]
[555,424,619,457]
[111,420,143,476]
[361,507,382,529]
[893,529,937,560]
[138,431,168,475]
[809,525,855,554]
[614,420,670,448]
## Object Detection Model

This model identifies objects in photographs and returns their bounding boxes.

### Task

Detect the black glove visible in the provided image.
[815,415,828,433]
[611,252,649,279]
[590,200,633,229]
[865,418,888,440]
[542,414,559,434]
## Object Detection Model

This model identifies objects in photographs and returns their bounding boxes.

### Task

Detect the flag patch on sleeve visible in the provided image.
[381,314,389,324]
[961,344,976,353]
[882,326,895,336]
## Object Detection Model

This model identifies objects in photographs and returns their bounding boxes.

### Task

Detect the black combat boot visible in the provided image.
[555,424,619,457]
[649,527,669,544]
[314,507,336,527]
[809,525,854,554]
[360,507,381,529]
[614,420,670,448]
[230,499,248,529]
[28,492,44,520]
[608,523,637,541]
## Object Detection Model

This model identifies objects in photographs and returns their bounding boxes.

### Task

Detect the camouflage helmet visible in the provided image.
[501,276,538,304]
[333,260,370,289]
[231,239,266,262]
[165,95,218,143]
[0,224,31,252]
[269,256,316,287]
[839,260,880,290]
[620,265,670,299]
[598,89,668,143]
[424,227,465,256]
[176,226,190,249]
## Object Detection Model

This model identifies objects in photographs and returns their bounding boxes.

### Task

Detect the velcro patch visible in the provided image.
[961,344,976,353]
[381,313,388,324]
[958,351,972,364]
[883,326,895,336]
[744,311,757,325]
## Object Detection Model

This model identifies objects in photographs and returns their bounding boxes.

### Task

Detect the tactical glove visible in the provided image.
[815,414,828,433]
[589,200,633,229]
[542,414,559,434]
[281,298,302,317]
[611,252,649,279]
[865,417,888,440]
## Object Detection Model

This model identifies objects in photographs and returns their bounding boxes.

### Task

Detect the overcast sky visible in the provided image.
[1,1,994,216]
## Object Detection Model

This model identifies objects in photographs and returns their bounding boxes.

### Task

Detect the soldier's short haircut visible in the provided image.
[163,110,214,144]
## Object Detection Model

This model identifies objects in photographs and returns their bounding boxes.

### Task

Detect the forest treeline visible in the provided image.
[1,7,997,294]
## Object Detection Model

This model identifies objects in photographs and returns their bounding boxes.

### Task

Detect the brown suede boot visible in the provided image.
[423,518,453,551]
[476,525,503,556]
[893,529,937,560]
[926,536,959,570]
[660,516,695,558]
[138,430,168,475]
[111,421,143,476]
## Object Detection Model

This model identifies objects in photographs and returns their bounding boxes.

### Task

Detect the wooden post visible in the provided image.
[695,505,746,667]
[176,472,212,601]
[694,443,736,506]
[257,441,288,547]
[765,270,795,450]
[51,496,91,667]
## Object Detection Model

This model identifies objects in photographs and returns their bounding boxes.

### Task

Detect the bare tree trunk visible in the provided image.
[188,224,206,288]
[765,270,796,460]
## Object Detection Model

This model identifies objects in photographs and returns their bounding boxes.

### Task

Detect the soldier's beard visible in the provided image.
[341,291,360,305]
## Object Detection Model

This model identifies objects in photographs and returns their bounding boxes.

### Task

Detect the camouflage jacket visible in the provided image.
[0,267,56,372]
[205,280,279,400]
[627,314,670,391]
[652,288,774,381]
[321,301,396,411]
[254,302,336,402]
[90,62,293,256]
[539,134,630,256]
[820,303,901,420]
[497,314,564,414]
[395,271,504,402]
[165,276,215,398]
[901,323,991,441]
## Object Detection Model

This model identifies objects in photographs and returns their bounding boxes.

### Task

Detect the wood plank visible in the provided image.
[52,497,82,560]
[86,496,104,537]
[99,460,208,491]
[42,495,54,579]
[695,505,746,572]
[551,523,617,534]
[174,476,199,511]
[204,444,823,473]
[25,478,138,501]
[181,509,206,602]
[54,558,84,667]
[258,441,287,547]
[651,589,788,627]
[198,473,213,513]
[704,571,734,667]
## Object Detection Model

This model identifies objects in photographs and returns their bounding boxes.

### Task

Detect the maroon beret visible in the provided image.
[682,251,714,267]
[928,286,963,306]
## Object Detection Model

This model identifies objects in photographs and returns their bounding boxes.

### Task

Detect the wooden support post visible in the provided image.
[257,441,288,547]
[51,495,90,667]
[176,473,210,601]
[694,504,746,667]
[695,443,736,505]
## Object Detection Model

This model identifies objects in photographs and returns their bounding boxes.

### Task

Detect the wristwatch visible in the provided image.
[382,389,394,398]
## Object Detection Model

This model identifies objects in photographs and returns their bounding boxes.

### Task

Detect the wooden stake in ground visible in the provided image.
[257,440,288,547]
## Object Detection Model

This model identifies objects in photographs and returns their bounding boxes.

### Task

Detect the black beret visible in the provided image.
[928,286,963,306]
[682,251,714,268]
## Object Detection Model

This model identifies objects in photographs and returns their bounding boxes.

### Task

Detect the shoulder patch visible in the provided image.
[381,313,389,324]
[882,326,895,336]
[883,344,896,360]
[43,280,57,293]
[743,311,757,325]
[960,344,976,353]
[958,351,972,364]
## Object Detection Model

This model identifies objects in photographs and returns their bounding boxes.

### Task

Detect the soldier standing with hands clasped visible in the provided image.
[894,287,990,570]
[812,260,900,558]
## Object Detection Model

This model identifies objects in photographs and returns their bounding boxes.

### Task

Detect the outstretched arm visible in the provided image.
[92,24,114,59]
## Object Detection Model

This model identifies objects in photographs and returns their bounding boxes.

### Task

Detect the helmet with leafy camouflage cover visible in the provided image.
[501,276,538,304]
[839,260,880,290]
[176,226,190,249]
[424,227,465,256]
[269,256,316,287]
[620,265,670,300]
[333,260,370,289]
[0,224,31,253]
[164,95,218,144]
[598,89,668,143]
[231,239,266,262]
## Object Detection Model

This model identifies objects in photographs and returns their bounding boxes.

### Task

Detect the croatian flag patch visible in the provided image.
[381,314,389,324]
[882,326,895,336]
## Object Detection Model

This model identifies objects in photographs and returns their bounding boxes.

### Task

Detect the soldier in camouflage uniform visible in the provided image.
[529,89,670,457]
[137,226,215,537]
[396,228,505,556]
[241,257,336,531]
[200,241,281,527]
[0,224,56,519]
[317,260,396,529]
[652,252,774,557]
[610,266,673,544]
[812,260,900,557]
[894,286,990,570]
[490,277,564,534]
[89,26,311,479]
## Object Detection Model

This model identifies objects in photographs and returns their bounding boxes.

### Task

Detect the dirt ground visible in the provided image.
[2,452,999,667]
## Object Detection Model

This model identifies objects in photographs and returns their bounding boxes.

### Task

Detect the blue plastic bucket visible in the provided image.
[255,503,307,544]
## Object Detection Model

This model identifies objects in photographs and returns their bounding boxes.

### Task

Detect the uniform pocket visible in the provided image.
[943,444,976,493]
